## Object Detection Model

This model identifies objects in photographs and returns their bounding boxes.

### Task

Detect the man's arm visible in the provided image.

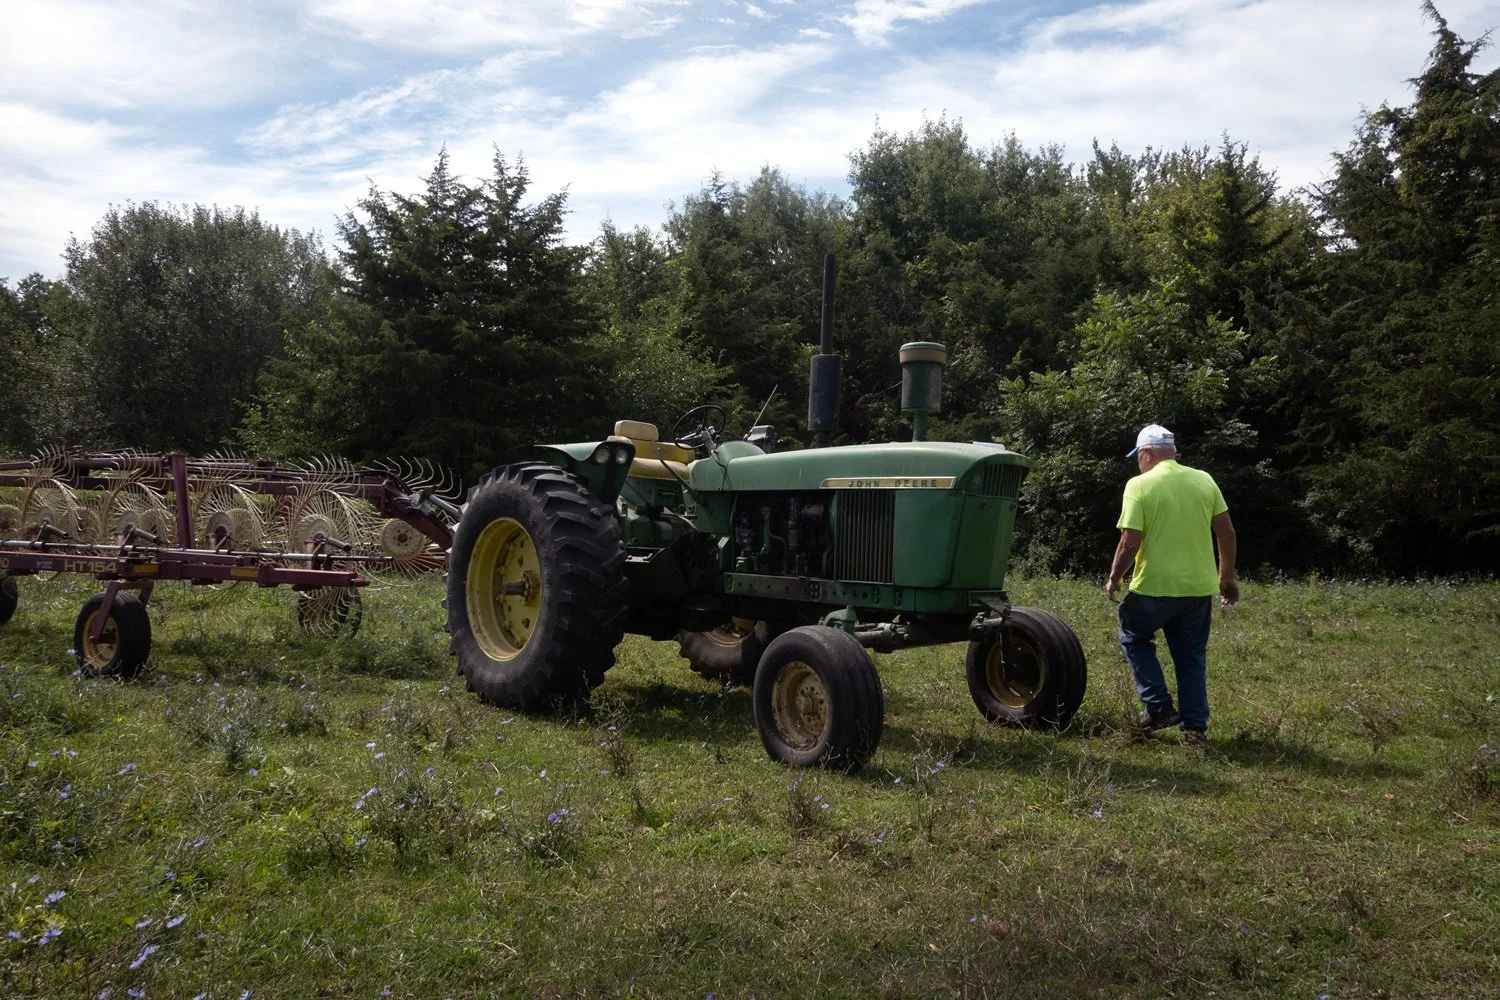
[1212,511,1238,606]
[1105,528,1142,602]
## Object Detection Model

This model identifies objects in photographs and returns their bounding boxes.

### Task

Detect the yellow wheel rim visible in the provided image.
[466,517,542,661]
[771,660,828,750]
[80,611,119,671]
[704,617,757,647]
[986,633,1045,709]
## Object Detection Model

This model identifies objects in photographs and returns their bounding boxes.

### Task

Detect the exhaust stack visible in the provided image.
[899,342,947,442]
[807,254,840,448]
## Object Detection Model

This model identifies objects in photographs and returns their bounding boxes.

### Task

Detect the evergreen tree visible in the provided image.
[1305,3,1500,570]
[246,150,603,481]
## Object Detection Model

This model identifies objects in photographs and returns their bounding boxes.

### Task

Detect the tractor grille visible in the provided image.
[977,463,1025,499]
[835,490,895,584]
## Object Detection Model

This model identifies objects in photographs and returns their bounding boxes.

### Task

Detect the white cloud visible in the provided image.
[840,0,993,46]
[0,0,292,110]
[240,53,556,166]
[305,0,688,52]
[7,0,1500,278]
[746,3,775,18]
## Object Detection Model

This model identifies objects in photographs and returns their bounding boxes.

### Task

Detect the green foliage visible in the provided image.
[246,150,603,481]
[841,121,1112,440]
[658,167,846,440]
[60,203,329,453]
[9,10,1500,577]
[1000,282,1281,572]
[581,221,729,428]
[0,275,98,453]
[1301,5,1500,572]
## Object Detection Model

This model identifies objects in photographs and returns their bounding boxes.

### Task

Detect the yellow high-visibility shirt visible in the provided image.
[1117,460,1228,597]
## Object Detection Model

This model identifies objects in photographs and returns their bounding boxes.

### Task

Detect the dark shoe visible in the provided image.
[1182,729,1207,747]
[1139,705,1182,732]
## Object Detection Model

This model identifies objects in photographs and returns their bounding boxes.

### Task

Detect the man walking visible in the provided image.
[1105,424,1238,743]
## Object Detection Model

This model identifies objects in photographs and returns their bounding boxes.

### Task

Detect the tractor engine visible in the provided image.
[730,493,834,578]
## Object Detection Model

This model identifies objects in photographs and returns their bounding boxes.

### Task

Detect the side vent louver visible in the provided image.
[835,490,895,584]
[978,463,1025,500]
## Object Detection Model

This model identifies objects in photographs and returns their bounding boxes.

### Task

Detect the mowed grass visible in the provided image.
[0,573,1497,999]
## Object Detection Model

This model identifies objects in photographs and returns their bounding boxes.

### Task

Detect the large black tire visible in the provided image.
[72,591,152,679]
[678,620,780,687]
[966,606,1086,729]
[753,625,884,772]
[445,464,628,709]
[0,574,16,628]
[296,586,364,636]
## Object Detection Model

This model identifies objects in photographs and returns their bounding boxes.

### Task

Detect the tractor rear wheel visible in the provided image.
[72,591,152,679]
[966,606,1086,729]
[753,625,884,771]
[445,464,628,709]
[0,574,16,628]
[678,619,780,687]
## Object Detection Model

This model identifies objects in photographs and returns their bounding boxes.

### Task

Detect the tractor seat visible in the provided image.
[610,420,693,481]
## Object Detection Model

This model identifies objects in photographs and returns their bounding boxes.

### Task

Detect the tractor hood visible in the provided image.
[690,440,1029,493]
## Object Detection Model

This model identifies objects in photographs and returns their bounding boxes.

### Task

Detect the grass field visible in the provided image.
[0,573,1496,998]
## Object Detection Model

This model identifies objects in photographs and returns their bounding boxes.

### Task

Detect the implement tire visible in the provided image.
[678,620,780,687]
[0,574,16,628]
[753,625,884,772]
[445,464,628,709]
[966,606,1086,729]
[72,591,152,679]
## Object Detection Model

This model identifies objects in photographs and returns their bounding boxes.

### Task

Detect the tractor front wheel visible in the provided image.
[72,591,152,679]
[0,574,16,628]
[445,464,628,709]
[965,606,1086,729]
[753,625,884,771]
[678,619,781,687]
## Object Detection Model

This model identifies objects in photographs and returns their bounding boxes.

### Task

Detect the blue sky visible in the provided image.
[3,0,1498,279]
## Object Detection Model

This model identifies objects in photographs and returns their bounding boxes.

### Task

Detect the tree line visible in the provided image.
[2,6,1495,577]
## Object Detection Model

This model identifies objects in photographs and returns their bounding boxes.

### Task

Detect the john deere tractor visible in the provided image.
[445,259,1086,771]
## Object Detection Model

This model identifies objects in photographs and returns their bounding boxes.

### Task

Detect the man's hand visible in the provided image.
[1107,529,1142,603]
[1212,512,1237,608]
[1219,577,1240,607]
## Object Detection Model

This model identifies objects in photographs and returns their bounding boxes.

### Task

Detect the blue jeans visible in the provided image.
[1118,593,1213,732]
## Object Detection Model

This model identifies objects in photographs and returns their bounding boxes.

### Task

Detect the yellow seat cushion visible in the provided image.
[614,420,659,442]
[610,420,695,469]
[626,457,691,481]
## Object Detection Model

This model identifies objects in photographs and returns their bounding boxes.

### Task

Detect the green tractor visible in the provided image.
[445,260,1086,771]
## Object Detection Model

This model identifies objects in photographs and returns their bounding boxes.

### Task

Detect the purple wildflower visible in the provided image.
[44,890,65,905]
[129,944,159,970]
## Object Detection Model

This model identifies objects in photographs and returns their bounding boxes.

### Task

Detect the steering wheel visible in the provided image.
[671,404,727,457]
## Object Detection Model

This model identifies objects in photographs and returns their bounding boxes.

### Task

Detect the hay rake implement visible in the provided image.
[0,451,458,676]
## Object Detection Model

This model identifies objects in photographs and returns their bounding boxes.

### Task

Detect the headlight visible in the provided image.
[590,444,611,465]
[613,446,632,465]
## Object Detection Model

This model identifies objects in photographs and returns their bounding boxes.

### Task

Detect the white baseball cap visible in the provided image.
[1126,424,1175,458]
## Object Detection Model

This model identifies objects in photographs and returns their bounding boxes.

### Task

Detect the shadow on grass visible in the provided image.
[862,725,1239,796]
[1213,736,1420,780]
[583,675,760,747]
